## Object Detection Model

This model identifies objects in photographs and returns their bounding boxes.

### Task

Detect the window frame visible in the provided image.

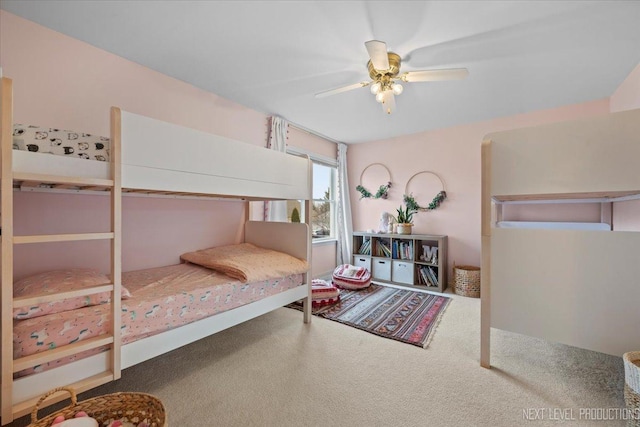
[286,147,338,243]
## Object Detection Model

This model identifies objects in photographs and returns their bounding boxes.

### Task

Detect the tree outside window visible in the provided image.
[286,161,335,240]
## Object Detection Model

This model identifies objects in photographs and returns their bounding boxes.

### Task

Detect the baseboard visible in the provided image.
[314,270,335,281]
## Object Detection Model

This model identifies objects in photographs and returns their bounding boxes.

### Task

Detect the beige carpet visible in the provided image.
[10,291,627,427]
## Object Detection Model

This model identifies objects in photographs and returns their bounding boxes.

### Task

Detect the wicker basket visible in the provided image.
[624,352,640,427]
[28,387,167,427]
[453,265,481,298]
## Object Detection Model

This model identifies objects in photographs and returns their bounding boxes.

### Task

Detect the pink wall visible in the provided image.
[348,99,611,271]
[502,203,601,223]
[0,11,267,146]
[613,200,640,232]
[610,63,640,113]
[1,11,336,278]
[12,192,245,279]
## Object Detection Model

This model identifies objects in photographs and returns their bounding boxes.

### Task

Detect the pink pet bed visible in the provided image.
[331,264,371,290]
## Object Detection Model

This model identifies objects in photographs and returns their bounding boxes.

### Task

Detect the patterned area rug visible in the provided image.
[289,284,451,348]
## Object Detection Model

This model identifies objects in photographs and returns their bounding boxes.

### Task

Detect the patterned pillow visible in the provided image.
[13,269,131,320]
[181,243,308,282]
[12,124,110,161]
[332,264,371,290]
[311,279,340,308]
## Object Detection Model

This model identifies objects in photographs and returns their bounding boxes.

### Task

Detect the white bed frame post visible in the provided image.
[480,140,491,368]
[0,77,15,423]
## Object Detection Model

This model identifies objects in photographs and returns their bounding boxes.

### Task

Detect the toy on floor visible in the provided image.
[51,411,98,427]
[49,412,149,427]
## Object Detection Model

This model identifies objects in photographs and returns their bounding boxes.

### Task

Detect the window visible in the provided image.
[311,162,336,239]
[285,150,337,241]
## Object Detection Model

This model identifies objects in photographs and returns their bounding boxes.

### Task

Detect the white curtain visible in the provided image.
[336,142,353,265]
[265,116,289,222]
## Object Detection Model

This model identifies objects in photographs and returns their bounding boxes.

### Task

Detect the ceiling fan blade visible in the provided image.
[365,40,390,70]
[400,68,469,83]
[314,81,371,98]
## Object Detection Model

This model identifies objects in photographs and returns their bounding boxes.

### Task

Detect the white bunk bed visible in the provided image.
[480,108,640,368]
[0,77,313,423]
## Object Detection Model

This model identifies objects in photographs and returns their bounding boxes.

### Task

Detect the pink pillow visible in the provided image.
[13,269,131,320]
[332,264,372,290]
[311,279,340,308]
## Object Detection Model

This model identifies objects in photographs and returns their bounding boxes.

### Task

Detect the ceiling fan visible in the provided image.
[315,40,469,115]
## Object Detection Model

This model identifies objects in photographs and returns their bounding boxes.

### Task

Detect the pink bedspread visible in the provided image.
[14,263,303,377]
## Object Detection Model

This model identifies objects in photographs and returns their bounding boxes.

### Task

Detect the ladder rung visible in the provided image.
[13,335,114,373]
[13,172,114,188]
[13,284,114,308]
[14,232,114,244]
[12,371,115,419]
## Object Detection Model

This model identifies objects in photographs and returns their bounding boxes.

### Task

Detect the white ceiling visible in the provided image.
[2,1,639,143]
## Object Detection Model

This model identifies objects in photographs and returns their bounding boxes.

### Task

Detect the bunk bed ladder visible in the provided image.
[0,78,123,423]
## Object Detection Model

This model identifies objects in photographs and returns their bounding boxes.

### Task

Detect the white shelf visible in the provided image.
[352,232,448,292]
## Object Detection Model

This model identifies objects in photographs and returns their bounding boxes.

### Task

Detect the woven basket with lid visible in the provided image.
[28,387,167,427]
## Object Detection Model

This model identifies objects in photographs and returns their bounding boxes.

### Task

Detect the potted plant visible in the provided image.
[395,204,417,235]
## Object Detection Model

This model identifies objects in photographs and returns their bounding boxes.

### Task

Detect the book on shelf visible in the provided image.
[358,239,371,255]
[375,239,391,257]
[418,266,431,286]
[405,242,413,259]
[392,241,414,260]
[427,266,438,287]
[417,265,439,287]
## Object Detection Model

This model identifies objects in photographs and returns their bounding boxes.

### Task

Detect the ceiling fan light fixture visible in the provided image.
[380,90,395,114]
[314,40,468,115]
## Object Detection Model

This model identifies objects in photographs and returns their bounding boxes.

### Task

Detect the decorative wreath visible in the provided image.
[356,163,392,199]
[403,171,447,211]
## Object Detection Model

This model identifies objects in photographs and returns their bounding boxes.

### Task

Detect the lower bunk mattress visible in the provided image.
[14,263,303,377]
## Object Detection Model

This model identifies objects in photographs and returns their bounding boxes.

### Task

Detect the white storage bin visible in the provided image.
[353,256,371,271]
[372,258,391,281]
[392,261,414,285]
